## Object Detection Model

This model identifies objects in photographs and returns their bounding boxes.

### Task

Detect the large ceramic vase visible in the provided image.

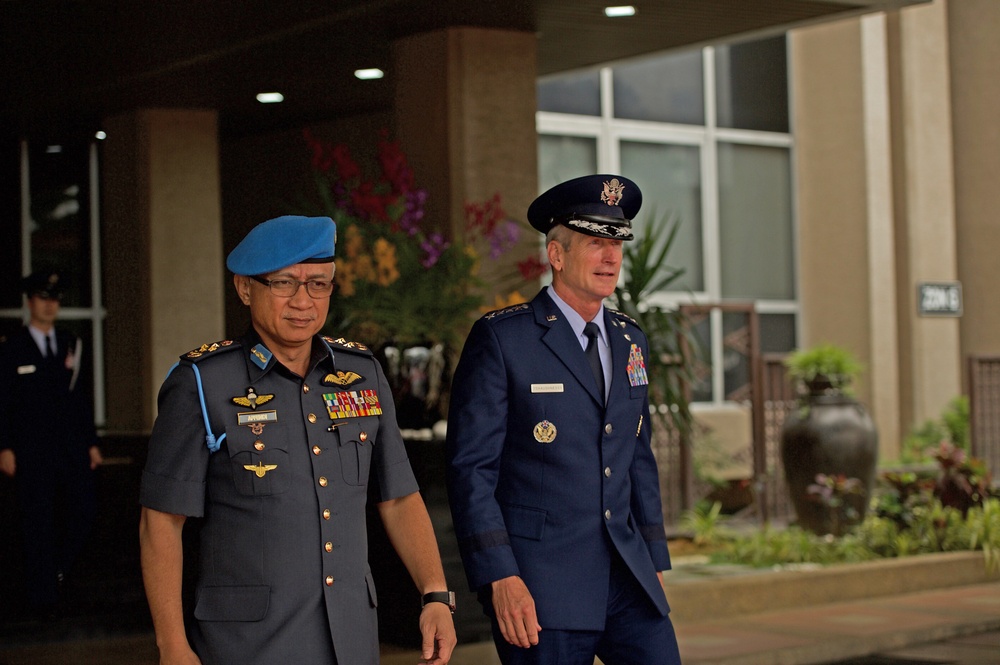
[780,379,878,535]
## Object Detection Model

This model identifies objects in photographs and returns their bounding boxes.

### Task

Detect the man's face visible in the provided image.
[27,294,60,329]
[548,232,624,306]
[236,262,334,353]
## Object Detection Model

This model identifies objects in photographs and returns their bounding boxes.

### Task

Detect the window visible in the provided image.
[537,35,796,405]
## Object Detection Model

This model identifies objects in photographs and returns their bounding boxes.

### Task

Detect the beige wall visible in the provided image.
[102,109,224,430]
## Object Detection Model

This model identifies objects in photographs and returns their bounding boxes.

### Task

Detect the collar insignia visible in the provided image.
[250,344,272,370]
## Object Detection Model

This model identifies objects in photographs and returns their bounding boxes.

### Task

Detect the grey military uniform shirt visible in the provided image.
[140,331,419,665]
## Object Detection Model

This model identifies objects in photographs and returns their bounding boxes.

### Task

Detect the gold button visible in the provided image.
[325,542,333,553]
[359,431,368,442]
[312,445,322,456]
[319,476,328,487]
[303,384,310,393]
[308,413,317,423]
[325,576,334,586]
[254,441,265,451]
[605,423,613,434]
[322,509,331,520]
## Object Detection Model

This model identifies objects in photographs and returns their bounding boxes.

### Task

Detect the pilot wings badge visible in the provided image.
[244,461,278,478]
[232,387,275,410]
[323,371,364,387]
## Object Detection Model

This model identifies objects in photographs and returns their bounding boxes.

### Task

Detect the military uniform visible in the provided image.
[140,330,418,664]
[0,325,98,610]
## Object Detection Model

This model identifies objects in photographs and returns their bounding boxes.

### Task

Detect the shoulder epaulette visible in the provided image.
[180,339,241,362]
[608,308,640,328]
[483,302,530,320]
[322,336,373,356]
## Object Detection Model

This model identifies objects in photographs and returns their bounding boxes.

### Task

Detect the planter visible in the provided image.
[780,389,878,535]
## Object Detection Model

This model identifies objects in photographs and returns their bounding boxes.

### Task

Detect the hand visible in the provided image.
[88,445,103,470]
[418,602,456,664]
[0,449,15,477]
[491,576,540,648]
[157,640,202,665]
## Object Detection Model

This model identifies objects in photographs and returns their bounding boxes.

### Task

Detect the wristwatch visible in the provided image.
[421,591,456,614]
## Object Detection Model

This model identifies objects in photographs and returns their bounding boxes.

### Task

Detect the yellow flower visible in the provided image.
[480,290,527,314]
[344,226,364,259]
[336,258,358,297]
[373,237,400,286]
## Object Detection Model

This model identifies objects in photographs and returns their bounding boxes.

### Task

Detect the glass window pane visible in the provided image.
[718,143,793,300]
[715,36,789,132]
[620,140,703,292]
[722,311,752,401]
[613,51,704,125]
[28,140,93,307]
[688,313,712,403]
[537,70,601,116]
[759,313,797,353]
[537,134,598,192]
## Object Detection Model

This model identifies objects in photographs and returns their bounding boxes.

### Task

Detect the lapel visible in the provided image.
[605,310,634,405]
[533,290,604,406]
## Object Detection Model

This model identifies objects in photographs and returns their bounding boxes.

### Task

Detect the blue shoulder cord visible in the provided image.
[165,361,225,453]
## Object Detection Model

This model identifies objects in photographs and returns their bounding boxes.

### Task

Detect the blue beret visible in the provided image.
[527,174,640,240]
[22,270,65,299]
[226,215,337,275]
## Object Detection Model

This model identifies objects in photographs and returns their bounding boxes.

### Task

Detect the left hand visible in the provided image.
[89,445,103,470]
[418,602,456,664]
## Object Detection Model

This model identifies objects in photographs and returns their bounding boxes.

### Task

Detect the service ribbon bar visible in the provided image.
[323,389,383,419]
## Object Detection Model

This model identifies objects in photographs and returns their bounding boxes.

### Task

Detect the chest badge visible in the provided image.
[232,387,274,410]
[244,461,278,478]
[626,344,649,387]
[533,420,557,443]
[324,389,383,419]
[324,371,364,387]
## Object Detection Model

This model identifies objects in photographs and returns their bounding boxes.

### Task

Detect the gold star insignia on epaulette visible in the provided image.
[186,340,234,358]
[324,336,369,351]
[232,387,275,410]
[324,371,364,387]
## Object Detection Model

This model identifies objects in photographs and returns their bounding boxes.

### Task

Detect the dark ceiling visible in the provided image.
[1,0,927,138]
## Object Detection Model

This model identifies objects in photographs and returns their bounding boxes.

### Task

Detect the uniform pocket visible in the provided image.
[336,419,376,486]
[502,504,547,541]
[224,422,290,496]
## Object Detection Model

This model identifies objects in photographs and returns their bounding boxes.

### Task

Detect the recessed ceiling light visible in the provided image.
[256,92,284,104]
[95,131,107,140]
[604,6,636,17]
[354,68,384,80]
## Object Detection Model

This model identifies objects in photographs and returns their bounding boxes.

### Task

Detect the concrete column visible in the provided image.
[948,0,1000,360]
[391,28,541,310]
[101,109,224,430]
[889,1,961,425]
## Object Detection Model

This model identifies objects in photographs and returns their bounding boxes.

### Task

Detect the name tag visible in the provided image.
[531,383,564,393]
[17,364,36,375]
[238,410,278,425]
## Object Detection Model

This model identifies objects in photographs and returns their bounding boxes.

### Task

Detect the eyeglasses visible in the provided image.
[250,275,335,298]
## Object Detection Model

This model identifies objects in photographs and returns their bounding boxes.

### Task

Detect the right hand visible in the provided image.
[491,575,541,648]
[0,449,15,477]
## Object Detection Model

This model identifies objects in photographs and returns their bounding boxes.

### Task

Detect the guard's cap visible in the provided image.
[527,174,640,241]
[21,270,64,300]
[226,215,337,275]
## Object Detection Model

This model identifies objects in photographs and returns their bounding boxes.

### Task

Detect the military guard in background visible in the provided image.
[139,215,456,664]
[446,175,682,664]
[0,271,103,618]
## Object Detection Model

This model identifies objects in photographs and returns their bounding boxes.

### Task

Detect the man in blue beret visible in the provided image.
[139,215,456,664]
[446,176,681,664]
[0,270,103,619]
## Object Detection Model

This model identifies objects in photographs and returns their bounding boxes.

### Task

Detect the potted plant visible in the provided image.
[780,343,878,536]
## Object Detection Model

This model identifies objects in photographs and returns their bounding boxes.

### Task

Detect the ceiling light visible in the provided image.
[95,131,107,140]
[354,68,384,80]
[604,6,636,17]
[256,92,284,104]
[46,145,62,154]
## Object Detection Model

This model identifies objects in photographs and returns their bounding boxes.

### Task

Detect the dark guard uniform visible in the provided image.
[140,331,418,664]
[0,293,98,611]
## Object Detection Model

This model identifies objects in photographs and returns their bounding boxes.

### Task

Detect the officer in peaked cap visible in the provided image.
[447,175,681,664]
[140,215,456,664]
[0,269,102,619]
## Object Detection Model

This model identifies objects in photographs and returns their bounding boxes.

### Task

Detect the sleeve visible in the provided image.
[369,356,420,502]
[139,363,213,517]
[445,318,520,590]
[629,335,672,572]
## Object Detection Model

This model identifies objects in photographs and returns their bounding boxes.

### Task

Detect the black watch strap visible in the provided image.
[421,590,456,613]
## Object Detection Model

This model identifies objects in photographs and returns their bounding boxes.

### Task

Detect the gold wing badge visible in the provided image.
[244,461,278,478]
[324,371,364,387]
[232,387,275,410]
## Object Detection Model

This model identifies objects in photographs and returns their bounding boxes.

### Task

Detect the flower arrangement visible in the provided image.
[301,128,529,350]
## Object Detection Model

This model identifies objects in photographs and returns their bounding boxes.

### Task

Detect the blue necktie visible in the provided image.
[584,322,605,399]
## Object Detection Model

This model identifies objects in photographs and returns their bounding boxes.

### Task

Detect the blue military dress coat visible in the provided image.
[446,289,671,631]
[140,331,419,664]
